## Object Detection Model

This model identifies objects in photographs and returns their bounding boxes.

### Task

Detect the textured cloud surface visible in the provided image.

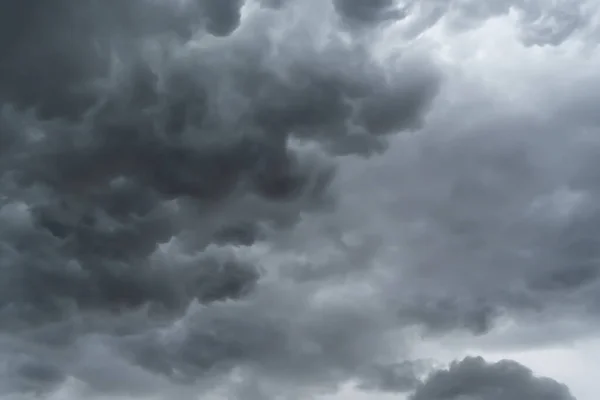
[1,0,599,399]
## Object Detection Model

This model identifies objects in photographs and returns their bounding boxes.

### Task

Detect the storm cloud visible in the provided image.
[0,0,440,397]
[1,0,600,399]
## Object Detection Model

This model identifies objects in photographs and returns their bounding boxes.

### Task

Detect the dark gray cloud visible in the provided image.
[333,0,406,26]
[0,0,246,121]
[1,0,598,398]
[0,0,439,397]
[410,356,575,400]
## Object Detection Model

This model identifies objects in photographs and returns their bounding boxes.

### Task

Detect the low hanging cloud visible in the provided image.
[355,356,576,399]
[410,357,575,400]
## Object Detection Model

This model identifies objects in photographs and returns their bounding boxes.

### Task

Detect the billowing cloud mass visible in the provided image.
[410,357,575,400]
[1,0,599,399]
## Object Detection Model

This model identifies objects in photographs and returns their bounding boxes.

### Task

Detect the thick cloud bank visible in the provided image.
[1,0,599,399]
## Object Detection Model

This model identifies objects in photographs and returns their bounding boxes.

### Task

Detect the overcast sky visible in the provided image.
[1,0,600,399]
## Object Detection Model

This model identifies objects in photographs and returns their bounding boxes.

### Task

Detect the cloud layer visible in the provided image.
[1,0,599,399]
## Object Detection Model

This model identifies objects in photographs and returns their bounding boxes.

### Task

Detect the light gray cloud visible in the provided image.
[388,0,591,45]
[357,360,428,393]
[359,95,600,336]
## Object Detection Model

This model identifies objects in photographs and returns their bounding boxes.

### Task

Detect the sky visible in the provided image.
[1,0,600,399]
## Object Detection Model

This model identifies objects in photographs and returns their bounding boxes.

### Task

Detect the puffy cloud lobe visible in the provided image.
[201,0,245,36]
[410,356,576,400]
[333,0,405,26]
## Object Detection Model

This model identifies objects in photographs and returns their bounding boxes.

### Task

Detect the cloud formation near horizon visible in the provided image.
[410,357,575,400]
[1,0,599,399]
